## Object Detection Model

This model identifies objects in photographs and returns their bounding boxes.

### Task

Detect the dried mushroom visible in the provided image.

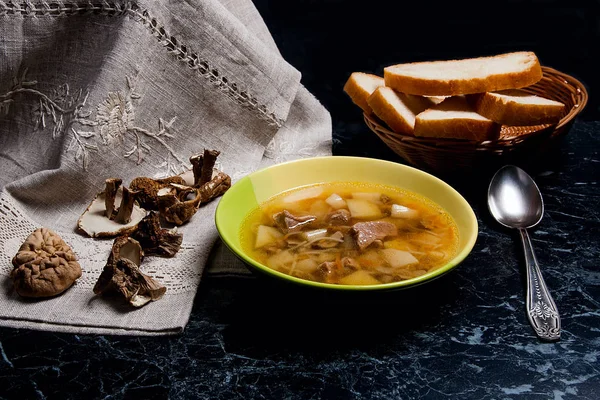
[180,149,231,196]
[157,183,202,225]
[93,236,166,308]
[129,148,230,219]
[131,211,183,257]
[77,179,147,238]
[129,175,186,209]
[198,170,231,203]
[11,228,81,298]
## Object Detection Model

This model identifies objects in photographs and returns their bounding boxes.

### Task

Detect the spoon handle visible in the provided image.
[519,228,561,341]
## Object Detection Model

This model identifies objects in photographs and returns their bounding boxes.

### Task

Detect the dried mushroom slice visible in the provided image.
[11,227,82,298]
[78,184,147,238]
[131,211,183,257]
[93,236,166,308]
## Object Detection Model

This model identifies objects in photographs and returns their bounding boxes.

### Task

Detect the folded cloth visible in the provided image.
[0,0,332,335]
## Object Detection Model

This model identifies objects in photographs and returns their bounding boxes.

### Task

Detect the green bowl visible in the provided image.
[215,156,478,292]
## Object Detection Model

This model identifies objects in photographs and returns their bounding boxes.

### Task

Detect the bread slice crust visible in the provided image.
[384,51,543,96]
[343,72,385,114]
[367,87,435,135]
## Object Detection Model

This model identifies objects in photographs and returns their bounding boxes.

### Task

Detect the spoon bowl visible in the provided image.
[488,165,544,229]
[488,165,561,342]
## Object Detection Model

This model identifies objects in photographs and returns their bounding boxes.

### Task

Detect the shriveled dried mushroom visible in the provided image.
[157,183,202,225]
[131,211,183,257]
[188,148,221,187]
[11,228,82,298]
[93,236,166,308]
[129,176,186,209]
[198,170,231,203]
[173,149,231,210]
[78,181,147,238]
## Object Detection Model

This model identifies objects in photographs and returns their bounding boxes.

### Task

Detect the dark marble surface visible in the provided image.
[2,2,600,399]
[1,121,599,400]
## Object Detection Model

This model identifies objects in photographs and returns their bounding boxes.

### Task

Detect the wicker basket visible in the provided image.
[364,66,588,175]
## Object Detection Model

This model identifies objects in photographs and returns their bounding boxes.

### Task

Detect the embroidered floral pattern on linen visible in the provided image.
[0,2,284,128]
[0,70,187,175]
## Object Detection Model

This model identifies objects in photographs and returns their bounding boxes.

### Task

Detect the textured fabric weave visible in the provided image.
[0,0,332,335]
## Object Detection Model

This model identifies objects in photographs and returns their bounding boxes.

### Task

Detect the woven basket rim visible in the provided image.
[364,66,589,148]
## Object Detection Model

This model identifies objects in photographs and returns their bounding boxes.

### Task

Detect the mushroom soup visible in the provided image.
[240,181,460,285]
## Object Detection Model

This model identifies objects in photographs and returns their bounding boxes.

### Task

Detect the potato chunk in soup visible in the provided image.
[240,182,459,285]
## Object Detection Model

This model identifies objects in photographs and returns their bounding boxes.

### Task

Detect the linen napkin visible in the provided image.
[0,0,332,335]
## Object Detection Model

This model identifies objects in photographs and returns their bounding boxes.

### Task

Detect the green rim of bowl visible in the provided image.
[215,156,478,291]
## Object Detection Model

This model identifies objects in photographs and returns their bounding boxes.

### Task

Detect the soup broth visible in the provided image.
[240,181,459,285]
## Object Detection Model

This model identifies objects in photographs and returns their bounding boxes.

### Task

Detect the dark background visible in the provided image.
[251,0,598,159]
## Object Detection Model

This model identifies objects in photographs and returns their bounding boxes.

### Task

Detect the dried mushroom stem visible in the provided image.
[104,178,122,219]
[200,149,220,185]
[189,154,204,187]
[199,171,231,203]
[114,186,141,224]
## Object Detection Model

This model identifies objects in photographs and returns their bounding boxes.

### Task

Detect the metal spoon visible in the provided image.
[487,165,561,341]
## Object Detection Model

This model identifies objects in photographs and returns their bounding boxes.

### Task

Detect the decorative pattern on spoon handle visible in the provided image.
[519,228,561,341]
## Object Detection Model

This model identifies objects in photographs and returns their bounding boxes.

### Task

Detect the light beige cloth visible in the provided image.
[0,0,332,335]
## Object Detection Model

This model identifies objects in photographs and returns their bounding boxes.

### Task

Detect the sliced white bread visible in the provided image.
[384,51,543,96]
[467,89,565,126]
[367,86,436,135]
[414,96,501,141]
[343,72,385,114]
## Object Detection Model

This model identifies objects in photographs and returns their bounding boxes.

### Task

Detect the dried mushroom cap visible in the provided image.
[11,227,82,298]
[93,236,166,308]
[131,211,183,257]
[77,186,147,238]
